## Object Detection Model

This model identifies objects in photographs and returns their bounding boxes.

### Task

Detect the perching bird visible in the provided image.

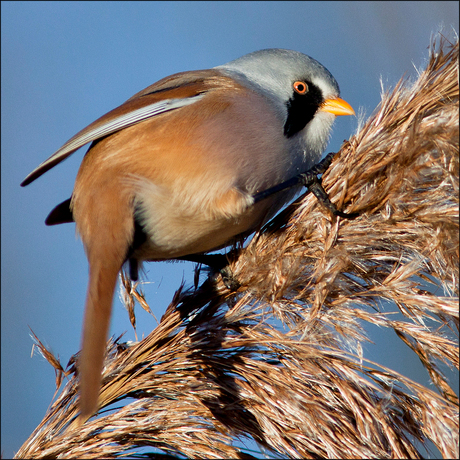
[21,49,354,423]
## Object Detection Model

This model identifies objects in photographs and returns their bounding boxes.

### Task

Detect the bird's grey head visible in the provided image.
[215,48,340,106]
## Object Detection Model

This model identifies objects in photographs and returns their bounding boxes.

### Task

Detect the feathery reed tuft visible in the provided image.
[16,35,458,459]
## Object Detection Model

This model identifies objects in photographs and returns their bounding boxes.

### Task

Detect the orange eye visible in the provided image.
[293,81,308,94]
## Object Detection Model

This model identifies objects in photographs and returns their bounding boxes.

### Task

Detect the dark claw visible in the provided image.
[300,174,358,220]
[219,265,241,291]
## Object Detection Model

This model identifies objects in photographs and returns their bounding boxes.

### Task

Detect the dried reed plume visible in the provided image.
[16,35,458,459]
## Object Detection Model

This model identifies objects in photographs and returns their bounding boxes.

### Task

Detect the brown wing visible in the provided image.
[21,69,224,186]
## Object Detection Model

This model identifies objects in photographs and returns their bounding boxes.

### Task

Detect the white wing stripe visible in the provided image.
[22,94,205,185]
[57,95,205,156]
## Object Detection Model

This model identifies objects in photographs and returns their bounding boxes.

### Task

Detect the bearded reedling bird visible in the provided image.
[21,49,355,422]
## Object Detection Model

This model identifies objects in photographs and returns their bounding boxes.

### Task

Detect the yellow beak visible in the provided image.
[320,97,355,116]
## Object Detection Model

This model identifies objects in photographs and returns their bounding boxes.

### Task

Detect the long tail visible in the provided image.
[78,253,121,423]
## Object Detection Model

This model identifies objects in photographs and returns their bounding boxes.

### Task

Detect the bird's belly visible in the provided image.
[134,185,299,260]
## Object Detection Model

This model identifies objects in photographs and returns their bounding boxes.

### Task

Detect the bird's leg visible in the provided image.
[174,251,240,290]
[174,253,229,270]
[253,152,357,219]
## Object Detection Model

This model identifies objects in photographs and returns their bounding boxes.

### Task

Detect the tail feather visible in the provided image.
[78,256,121,423]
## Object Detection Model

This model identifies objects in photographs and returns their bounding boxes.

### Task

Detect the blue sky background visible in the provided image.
[2,2,458,457]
